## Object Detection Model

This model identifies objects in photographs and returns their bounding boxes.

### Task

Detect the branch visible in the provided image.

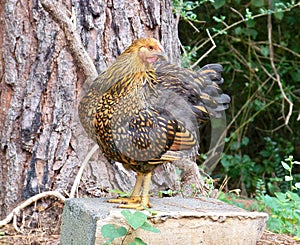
[190,29,216,69]
[69,144,99,198]
[255,41,300,59]
[267,0,293,125]
[0,191,65,233]
[223,79,274,141]
[230,7,244,21]
[191,2,300,67]
[40,0,98,83]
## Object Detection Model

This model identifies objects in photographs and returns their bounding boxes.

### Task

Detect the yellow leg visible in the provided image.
[109,172,152,210]
[119,172,152,210]
[108,172,143,205]
[131,172,144,200]
[140,172,152,208]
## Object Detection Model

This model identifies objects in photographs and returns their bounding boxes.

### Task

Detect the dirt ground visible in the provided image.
[0,226,298,245]
[0,200,299,245]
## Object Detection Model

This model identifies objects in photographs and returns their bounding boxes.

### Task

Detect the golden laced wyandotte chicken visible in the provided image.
[78,38,230,210]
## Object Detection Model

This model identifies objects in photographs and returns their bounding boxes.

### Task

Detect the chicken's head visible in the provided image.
[124,38,166,64]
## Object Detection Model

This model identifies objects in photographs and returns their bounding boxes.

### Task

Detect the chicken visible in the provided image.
[78,38,230,209]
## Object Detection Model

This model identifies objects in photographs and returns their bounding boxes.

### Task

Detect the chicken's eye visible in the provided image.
[148,46,154,51]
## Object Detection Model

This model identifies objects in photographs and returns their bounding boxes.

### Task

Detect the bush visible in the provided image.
[173,0,300,196]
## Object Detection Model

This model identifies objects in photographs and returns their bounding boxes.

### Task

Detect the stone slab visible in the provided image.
[60,197,268,245]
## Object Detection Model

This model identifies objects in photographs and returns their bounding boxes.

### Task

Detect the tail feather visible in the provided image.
[154,61,230,121]
[197,64,230,117]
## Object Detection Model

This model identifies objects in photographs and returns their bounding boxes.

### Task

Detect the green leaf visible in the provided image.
[252,0,264,7]
[246,19,256,28]
[245,8,253,20]
[274,12,284,21]
[221,155,233,169]
[285,155,294,162]
[109,189,131,197]
[129,237,147,245]
[242,137,249,146]
[260,45,269,57]
[284,176,293,181]
[121,210,147,230]
[259,150,270,157]
[140,221,160,233]
[287,191,300,201]
[234,27,243,35]
[269,177,283,182]
[211,0,226,9]
[294,182,300,189]
[101,224,127,242]
[281,161,291,171]
[244,28,258,39]
[213,16,223,23]
[291,70,300,82]
[275,192,288,202]
[294,160,300,165]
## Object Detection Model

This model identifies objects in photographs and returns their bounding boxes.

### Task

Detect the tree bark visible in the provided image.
[0,0,180,217]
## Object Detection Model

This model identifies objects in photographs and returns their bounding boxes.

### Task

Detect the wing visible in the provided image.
[111,106,198,164]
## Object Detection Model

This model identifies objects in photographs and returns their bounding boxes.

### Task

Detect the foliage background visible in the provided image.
[174,0,300,196]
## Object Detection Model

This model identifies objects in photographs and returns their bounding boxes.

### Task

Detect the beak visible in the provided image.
[156,51,167,61]
[156,42,167,60]
[157,42,165,53]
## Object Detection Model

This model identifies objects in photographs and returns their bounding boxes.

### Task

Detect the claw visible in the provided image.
[108,196,152,210]
[119,202,152,210]
[108,172,152,210]
[108,196,141,204]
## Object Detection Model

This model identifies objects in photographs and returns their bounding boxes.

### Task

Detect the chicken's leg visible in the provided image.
[108,172,143,205]
[109,172,152,210]
[139,171,152,208]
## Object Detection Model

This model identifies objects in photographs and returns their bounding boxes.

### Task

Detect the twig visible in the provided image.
[186,19,200,33]
[13,214,21,233]
[179,39,188,59]
[255,123,286,134]
[230,7,244,21]
[190,29,216,69]
[250,47,294,132]
[267,0,293,126]
[222,79,272,140]
[255,41,300,59]
[190,2,300,67]
[70,144,99,198]
[0,191,65,232]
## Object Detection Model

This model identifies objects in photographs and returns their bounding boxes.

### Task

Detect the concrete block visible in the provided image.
[60,197,268,245]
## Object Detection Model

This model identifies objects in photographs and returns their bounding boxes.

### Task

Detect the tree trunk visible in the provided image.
[0,0,180,217]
